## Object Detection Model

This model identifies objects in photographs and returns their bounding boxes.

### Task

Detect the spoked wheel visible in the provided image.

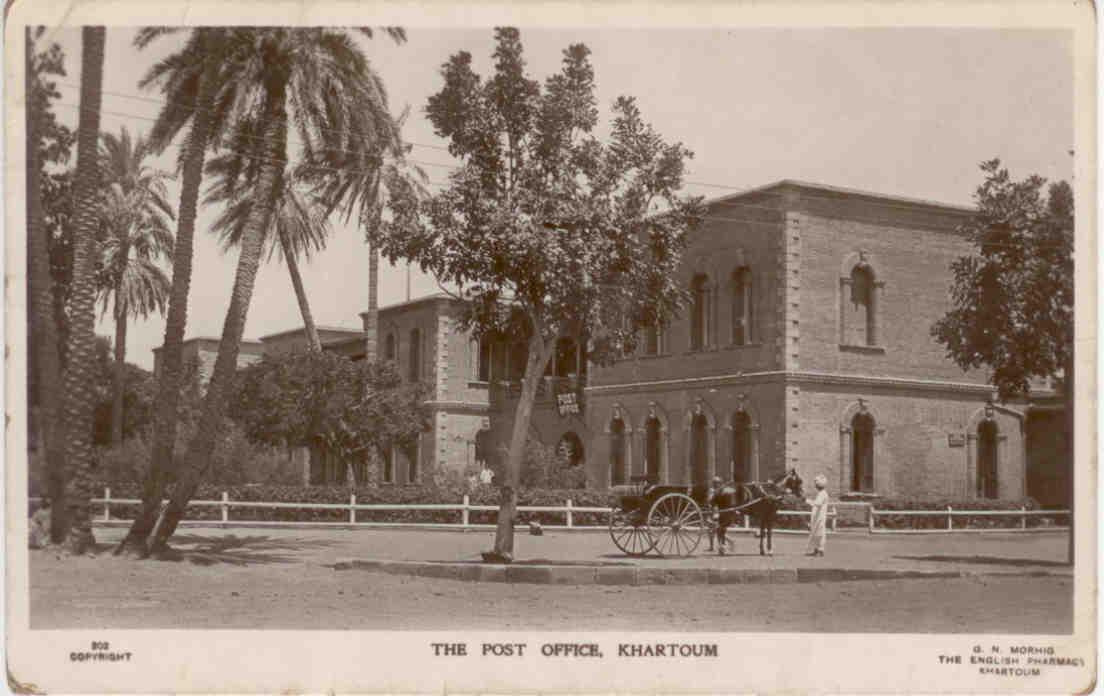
[647,492,705,557]
[609,507,654,556]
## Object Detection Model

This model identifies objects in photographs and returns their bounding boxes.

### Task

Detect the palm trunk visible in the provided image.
[279,231,321,352]
[58,26,106,554]
[110,290,127,446]
[491,331,554,558]
[148,102,287,553]
[26,29,69,543]
[117,35,217,557]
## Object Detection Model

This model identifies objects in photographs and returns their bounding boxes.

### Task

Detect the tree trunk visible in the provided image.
[491,331,554,558]
[148,100,287,553]
[117,34,217,558]
[26,28,69,543]
[58,26,106,555]
[110,290,127,446]
[279,230,321,352]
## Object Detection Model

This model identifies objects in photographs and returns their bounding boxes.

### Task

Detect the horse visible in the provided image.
[725,468,804,556]
[706,472,803,559]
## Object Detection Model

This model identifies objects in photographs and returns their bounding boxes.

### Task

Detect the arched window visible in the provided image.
[408,328,422,381]
[844,265,877,346]
[643,323,660,356]
[690,274,710,350]
[732,267,753,345]
[610,418,627,485]
[851,412,876,492]
[731,410,752,483]
[382,446,395,484]
[644,416,662,483]
[406,440,419,484]
[977,420,999,498]
[690,413,710,485]
[478,338,492,382]
[384,333,396,362]
[557,431,585,467]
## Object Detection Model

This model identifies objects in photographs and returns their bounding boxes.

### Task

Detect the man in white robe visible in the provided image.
[805,474,829,556]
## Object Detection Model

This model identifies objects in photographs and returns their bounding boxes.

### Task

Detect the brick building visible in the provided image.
[161,179,1069,504]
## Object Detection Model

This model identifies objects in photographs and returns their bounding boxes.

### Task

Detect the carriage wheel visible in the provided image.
[647,493,704,557]
[609,507,654,556]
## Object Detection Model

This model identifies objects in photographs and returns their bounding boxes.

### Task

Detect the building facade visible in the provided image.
[161,180,1069,503]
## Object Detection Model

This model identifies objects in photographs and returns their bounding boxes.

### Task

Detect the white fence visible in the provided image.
[29,489,1070,533]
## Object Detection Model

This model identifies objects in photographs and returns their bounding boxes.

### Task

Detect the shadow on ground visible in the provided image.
[894,554,1068,568]
[151,534,341,566]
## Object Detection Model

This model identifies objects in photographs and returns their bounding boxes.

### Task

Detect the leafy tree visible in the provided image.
[205,154,332,352]
[932,158,1074,561]
[371,29,703,558]
[97,127,174,445]
[231,352,430,484]
[148,28,407,553]
[58,26,107,553]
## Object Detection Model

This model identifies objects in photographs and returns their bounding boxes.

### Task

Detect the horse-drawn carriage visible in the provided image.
[608,470,804,557]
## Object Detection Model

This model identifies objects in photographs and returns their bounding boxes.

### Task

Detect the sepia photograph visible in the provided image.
[6,1,1096,693]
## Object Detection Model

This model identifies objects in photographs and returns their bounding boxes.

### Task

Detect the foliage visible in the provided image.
[373,28,703,357]
[27,29,76,371]
[519,437,586,489]
[932,159,1074,400]
[230,351,431,462]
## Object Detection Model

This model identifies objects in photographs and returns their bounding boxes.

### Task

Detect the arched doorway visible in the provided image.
[851,412,875,492]
[557,431,584,467]
[644,416,662,483]
[731,410,752,484]
[977,420,999,498]
[690,413,709,486]
[609,418,628,485]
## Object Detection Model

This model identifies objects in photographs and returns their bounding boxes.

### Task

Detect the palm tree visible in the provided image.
[205,152,331,351]
[148,27,407,552]
[97,127,174,446]
[26,27,69,543]
[58,26,106,554]
[117,27,228,557]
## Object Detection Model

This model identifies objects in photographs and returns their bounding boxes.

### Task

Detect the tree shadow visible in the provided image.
[894,554,1068,568]
[152,533,341,567]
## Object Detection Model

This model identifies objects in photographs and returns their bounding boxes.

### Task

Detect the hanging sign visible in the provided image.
[556,391,581,417]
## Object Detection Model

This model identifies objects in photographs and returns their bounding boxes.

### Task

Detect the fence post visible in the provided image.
[221,491,229,524]
[830,504,837,532]
[102,487,111,522]
[947,505,953,531]
[1021,505,1027,530]
[566,499,574,528]
[868,506,875,533]
[462,494,470,528]
[744,513,750,530]
[350,493,356,524]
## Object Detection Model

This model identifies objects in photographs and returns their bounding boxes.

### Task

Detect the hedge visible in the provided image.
[93,483,614,527]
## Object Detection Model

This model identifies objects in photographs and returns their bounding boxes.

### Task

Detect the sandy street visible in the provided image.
[28,527,1072,633]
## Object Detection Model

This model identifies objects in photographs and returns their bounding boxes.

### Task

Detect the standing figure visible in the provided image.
[805,474,829,556]
[705,476,738,555]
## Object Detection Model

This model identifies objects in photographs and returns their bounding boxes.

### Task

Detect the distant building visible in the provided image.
[152,337,265,387]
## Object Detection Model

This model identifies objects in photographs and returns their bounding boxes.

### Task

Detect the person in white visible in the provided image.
[478,463,495,486]
[805,474,829,557]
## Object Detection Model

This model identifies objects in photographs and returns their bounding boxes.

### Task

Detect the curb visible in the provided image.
[331,558,1071,586]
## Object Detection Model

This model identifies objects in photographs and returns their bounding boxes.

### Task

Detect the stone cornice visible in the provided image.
[586,370,997,397]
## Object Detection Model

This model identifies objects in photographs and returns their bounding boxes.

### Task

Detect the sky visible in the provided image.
[44,26,1073,369]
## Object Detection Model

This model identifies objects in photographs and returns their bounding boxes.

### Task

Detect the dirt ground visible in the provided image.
[28,527,1072,633]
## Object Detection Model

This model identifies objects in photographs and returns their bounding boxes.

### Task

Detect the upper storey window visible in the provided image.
[689,274,711,351]
[731,267,753,345]
[840,254,882,349]
[408,328,422,381]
